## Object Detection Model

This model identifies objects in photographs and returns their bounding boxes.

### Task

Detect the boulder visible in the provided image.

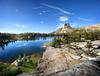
[37,47,100,76]
[47,61,100,76]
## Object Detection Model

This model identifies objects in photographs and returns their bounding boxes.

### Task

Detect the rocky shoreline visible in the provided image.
[18,41,100,76]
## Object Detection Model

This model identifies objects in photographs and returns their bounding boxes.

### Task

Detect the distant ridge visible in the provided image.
[54,23,100,34]
[83,24,100,31]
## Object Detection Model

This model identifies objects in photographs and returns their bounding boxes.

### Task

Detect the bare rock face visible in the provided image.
[37,47,100,76]
[37,47,81,76]
[49,61,100,76]
[55,23,73,34]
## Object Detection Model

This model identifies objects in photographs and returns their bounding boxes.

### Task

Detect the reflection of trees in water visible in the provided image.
[0,32,61,50]
[0,40,15,50]
[0,37,47,50]
[0,35,56,50]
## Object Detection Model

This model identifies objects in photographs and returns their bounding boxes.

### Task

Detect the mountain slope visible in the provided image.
[83,24,100,31]
[54,23,100,34]
[55,23,73,34]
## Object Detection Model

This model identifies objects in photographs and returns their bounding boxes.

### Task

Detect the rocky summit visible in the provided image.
[54,23,73,34]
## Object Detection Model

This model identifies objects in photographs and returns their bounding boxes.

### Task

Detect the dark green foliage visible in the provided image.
[17,54,38,72]
[50,30,100,47]
[0,54,39,76]
[51,38,62,48]
[0,63,22,76]
[65,30,100,42]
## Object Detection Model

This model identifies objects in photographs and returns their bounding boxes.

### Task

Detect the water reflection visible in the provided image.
[0,37,52,50]
[0,40,14,50]
[0,37,52,63]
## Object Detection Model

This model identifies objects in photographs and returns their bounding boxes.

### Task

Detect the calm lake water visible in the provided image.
[0,38,52,63]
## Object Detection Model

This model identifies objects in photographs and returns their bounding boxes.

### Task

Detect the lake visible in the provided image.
[0,38,52,63]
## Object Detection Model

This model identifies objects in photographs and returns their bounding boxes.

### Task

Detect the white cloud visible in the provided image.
[78,17,91,22]
[59,16,69,22]
[41,3,74,15]
[42,10,49,13]
[15,24,27,29]
[39,10,50,15]
[39,12,43,15]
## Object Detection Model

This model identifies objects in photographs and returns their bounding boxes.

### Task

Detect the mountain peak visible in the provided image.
[63,23,72,29]
[55,23,73,34]
[54,23,100,34]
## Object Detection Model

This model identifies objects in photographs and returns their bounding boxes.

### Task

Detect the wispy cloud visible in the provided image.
[39,12,43,15]
[15,24,27,29]
[42,10,49,13]
[41,3,74,15]
[39,10,50,15]
[59,16,69,22]
[78,17,92,22]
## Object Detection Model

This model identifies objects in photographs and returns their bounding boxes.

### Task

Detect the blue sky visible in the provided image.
[0,0,100,33]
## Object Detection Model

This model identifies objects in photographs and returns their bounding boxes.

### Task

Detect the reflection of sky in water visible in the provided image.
[0,38,52,63]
